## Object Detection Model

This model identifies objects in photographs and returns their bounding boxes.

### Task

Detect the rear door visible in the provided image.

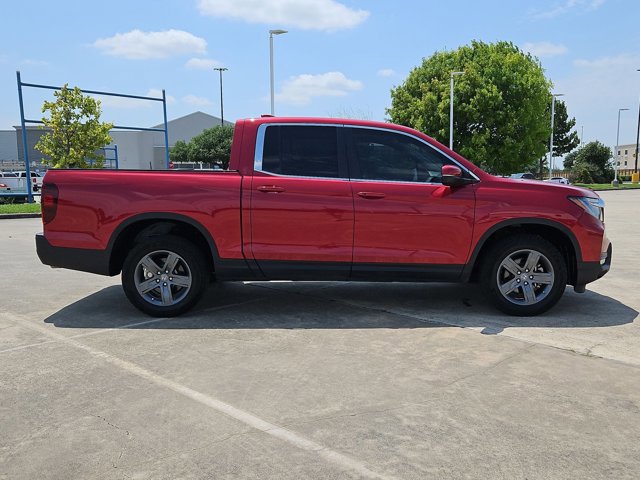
[346,127,476,279]
[249,124,354,279]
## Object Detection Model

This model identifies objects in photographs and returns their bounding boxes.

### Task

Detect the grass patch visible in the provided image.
[0,202,41,214]
[574,183,640,191]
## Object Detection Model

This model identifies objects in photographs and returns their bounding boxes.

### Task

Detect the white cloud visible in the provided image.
[574,53,637,68]
[377,68,395,77]
[197,0,369,31]
[21,59,50,66]
[185,58,222,70]
[555,53,640,146]
[182,94,212,106]
[530,0,606,20]
[276,71,362,106]
[522,42,568,58]
[98,89,176,109]
[93,29,207,60]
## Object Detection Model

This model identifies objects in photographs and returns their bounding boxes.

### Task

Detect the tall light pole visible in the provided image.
[548,93,564,179]
[635,69,640,178]
[269,29,287,116]
[449,71,464,150]
[213,67,228,126]
[613,108,629,186]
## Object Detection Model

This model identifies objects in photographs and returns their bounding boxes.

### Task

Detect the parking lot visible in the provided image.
[1,190,639,479]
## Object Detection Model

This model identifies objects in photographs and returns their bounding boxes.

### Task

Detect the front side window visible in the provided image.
[260,125,339,178]
[348,128,454,183]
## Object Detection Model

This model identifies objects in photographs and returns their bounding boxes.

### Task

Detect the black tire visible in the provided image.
[122,235,209,317]
[482,234,567,316]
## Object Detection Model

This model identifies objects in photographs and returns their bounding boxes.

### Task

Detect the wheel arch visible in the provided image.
[463,218,581,286]
[106,213,219,276]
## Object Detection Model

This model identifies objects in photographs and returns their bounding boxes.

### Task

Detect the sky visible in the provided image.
[2,0,640,150]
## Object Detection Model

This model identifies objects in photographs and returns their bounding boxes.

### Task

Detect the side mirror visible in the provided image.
[441,164,477,187]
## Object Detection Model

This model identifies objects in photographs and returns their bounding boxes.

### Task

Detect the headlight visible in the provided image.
[569,196,605,222]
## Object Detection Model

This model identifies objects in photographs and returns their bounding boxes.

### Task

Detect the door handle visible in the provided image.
[257,185,285,193]
[356,191,386,199]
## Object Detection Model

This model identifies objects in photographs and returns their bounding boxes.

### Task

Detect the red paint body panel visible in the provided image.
[40,116,608,286]
[249,174,353,262]
[352,181,476,264]
[472,176,605,262]
[43,169,244,259]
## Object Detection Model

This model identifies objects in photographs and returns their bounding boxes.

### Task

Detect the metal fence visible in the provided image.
[13,71,170,202]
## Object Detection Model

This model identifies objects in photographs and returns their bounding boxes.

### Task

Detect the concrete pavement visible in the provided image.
[1,190,639,479]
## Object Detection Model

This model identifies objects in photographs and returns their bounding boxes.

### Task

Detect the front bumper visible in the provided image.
[36,233,112,276]
[574,242,612,291]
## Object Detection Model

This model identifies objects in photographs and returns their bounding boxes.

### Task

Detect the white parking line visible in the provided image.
[8,312,393,479]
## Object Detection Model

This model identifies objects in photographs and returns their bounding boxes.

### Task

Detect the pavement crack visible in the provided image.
[93,415,131,437]
[444,343,536,388]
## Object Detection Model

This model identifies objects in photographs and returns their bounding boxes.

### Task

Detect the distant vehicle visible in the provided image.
[545,177,570,185]
[509,172,536,180]
[14,171,44,191]
[0,172,23,191]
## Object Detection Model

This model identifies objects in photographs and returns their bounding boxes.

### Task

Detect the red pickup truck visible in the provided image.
[36,117,611,317]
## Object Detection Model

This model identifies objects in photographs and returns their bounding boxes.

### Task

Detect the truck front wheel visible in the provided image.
[483,234,567,316]
[122,235,208,317]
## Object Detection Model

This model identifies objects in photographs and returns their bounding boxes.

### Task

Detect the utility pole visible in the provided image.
[213,67,228,126]
[269,29,287,116]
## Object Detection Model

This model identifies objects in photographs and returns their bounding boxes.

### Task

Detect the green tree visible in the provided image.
[169,140,191,163]
[388,41,552,175]
[563,149,579,170]
[551,101,580,156]
[170,125,234,169]
[35,84,113,168]
[537,100,580,176]
[567,141,614,184]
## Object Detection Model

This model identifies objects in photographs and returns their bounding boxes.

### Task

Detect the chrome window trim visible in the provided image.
[253,122,480,183]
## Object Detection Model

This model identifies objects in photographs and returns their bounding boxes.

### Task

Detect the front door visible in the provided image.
[346,127,476,279]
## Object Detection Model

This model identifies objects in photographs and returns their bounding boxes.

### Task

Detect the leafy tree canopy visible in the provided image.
[170,125,234,169]
[35,85,113,168]
[388,40,553,175]
[551,100,579,157]
[567,141,614,184]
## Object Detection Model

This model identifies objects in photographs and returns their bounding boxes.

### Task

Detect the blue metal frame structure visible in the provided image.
[99,145,119,169]
[14,71,170,202]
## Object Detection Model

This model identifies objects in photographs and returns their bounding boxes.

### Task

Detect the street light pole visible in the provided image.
[548,93,564,179]
[269,29,287,116]
[449,71,464,150]
[213,67,228,126]
[635,70,640,176]
[614,108,629,186]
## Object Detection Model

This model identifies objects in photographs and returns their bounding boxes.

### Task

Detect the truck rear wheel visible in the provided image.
[122,235,208,317]
[483,234,567,316]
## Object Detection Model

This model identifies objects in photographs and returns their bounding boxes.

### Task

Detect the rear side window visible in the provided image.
[261,125,340,178]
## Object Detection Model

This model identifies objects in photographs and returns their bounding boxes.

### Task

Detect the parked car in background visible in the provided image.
[510,172,536,180]
[545,177,570,185]
[14,171,44,191]
[0,172,22,191]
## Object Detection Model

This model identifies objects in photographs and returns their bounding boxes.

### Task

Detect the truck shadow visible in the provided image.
[44,281,638,333]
